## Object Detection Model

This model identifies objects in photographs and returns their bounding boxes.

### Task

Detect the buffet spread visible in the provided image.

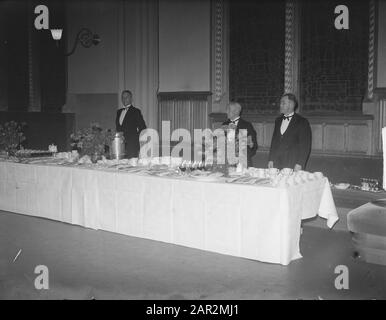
[0,146,339,265]
[0,148,327,188]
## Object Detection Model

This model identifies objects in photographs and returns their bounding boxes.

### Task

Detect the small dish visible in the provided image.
[190,172,224,181]
[314,172,324,179]
[335,183,350,190]
[281,168,293,176]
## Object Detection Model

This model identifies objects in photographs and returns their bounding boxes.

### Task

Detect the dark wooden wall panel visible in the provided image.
[6,1,29,111]
[2,0,66,112]
[300,0,369,113]
[0,2,8,109]
[229,0,285,113]
[39,0,66,112]
[0,111,75,151]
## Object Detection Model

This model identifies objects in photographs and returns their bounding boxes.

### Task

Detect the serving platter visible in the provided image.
[189,172,224,181]
[334,183,350,190]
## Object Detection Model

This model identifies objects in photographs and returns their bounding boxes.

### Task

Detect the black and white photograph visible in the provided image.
[1,0,386,305]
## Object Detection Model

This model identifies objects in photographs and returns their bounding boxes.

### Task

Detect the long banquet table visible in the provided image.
[0,160,338,265]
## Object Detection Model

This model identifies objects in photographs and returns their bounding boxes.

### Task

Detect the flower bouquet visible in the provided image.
[70,123,114,162]
[0,121,27,156]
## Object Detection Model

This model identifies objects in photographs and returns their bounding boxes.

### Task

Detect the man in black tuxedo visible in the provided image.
[116,90,147,159]
[222,102,257,167]
[268,93,312,171]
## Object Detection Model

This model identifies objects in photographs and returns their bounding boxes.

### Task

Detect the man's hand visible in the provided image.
[247,136,254,148]
[268,161,274,169]
[294,164,302,172]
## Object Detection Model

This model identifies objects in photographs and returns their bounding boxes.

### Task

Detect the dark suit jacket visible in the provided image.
[222,117,258,167]
[268,113,312,169]
[115,105,147,158]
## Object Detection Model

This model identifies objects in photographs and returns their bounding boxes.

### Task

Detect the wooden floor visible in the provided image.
[1,210,386,300]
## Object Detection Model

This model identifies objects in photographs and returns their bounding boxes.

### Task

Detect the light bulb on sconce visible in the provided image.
[50,29,63,47]
[50,29,63,41]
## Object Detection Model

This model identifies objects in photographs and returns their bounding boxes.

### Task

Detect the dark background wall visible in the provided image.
[38,0,66,112]
[5,1,29,110]
[0,111,74,151]
[0,1,70,151]
[229,0,285,113]
[0,3,7,109]
[1,0,66,112]
[300,0,369,113]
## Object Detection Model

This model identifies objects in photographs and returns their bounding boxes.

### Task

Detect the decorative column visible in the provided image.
[362,0,379,155]
[366,0,379,155]
[284,0,300,100]
[211,0,229,114]
[367,0,386,154]
[214,0,224,103]
[367,0,376,101]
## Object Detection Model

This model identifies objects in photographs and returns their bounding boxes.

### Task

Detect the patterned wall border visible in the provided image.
[368,0,375,100]
[214,0,223,102]
[284,0,295,94]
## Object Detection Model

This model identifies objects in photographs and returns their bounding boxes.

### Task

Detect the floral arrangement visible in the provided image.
[70,123,114,158]
[0,121,26,153]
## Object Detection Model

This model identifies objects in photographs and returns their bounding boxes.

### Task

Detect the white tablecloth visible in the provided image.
[0,161,338,265]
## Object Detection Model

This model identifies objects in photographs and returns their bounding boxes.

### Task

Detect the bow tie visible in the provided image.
[282,115,293,121]
[229,118,239,124]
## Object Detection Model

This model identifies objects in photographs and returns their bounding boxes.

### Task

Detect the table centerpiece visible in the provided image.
[70,123,114,163]
[0,121,27,156]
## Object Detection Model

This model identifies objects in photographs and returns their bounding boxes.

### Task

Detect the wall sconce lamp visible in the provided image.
[63,28,100,56]
[50,29,63,41]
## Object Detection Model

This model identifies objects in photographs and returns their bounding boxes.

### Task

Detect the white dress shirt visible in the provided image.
[230,116,240,127]
[280,112,294,135]
[119,104,132,126]
[227,116,240,141]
